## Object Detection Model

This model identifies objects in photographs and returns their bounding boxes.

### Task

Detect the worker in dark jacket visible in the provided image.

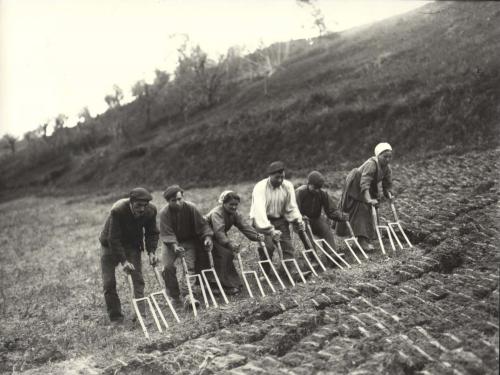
[296,171,349,252]
[159,185,214,309]
[99,187,159,323]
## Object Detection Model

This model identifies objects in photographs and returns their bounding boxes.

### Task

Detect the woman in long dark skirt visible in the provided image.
[205,191,263,295]
[336,142,394,250]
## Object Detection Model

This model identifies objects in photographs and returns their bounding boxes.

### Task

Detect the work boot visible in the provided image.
[109,314,124,324]
[224,287,240,296]
[358,237,374,251]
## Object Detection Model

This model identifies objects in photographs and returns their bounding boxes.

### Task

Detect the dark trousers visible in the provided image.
[308,217,337,250]
[100,246,144,320]
[161,239,200,299]
[256,217,296,275]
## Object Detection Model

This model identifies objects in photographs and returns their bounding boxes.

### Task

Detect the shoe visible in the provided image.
[110,315,124,324]
[225,287,240,296]
[183,296,201,311]
[210,285,222,296]
[365,243,375,251]
[170,296,183,308]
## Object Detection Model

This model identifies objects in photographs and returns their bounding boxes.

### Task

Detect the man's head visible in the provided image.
[129,187,152,218]
[374,142,393,168]
[307,171,325,193]
[163,185,184,210]
[267,161,285,188]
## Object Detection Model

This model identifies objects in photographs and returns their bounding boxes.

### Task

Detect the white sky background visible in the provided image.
[0,0,429,138]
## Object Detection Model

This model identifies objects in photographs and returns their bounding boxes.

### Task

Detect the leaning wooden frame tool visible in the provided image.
[257,240,286,293]
[344,221,369,263]
[371,205,396,255]
[275,240,307,286]
[297,225,326,276]
[305,221,350,269]
[149,266,181,329]
[201,250,229,307]
[127,274,162,339]
[386,192,413,249]
[236,248,266,298]
[180,254,209,318]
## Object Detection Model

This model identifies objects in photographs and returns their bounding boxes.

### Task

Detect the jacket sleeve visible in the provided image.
[144,207,160,254]
[359,159,377,193]
[193,206,214,239]
[250,181,273,232]
[284,181,303,223]
[159,209,178,245]
[382,165,393,197]
[234,211,260,242]
[210,209,230,246]
[322,190,344,221]
[107,210,127,263]
[295,187,304,214]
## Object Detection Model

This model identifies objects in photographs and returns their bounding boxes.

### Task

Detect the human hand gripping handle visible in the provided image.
[296,219,306,232]
[203,236,213,252]
[122,260,135,274]
[341,212,350,222]
[174,245,186,256]
[363,190,378,207]
[148,252,158,266]
[271,229,282,242]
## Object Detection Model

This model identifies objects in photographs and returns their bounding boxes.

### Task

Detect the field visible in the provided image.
[0,147,498,374]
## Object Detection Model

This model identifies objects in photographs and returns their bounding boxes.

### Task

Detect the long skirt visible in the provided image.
[335,169,376,240]
[212,241,242,289]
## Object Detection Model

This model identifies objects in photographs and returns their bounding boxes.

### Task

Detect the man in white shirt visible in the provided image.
[250,161,306,274]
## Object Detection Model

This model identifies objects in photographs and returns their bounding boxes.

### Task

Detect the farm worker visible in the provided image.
[99,187,159,323]
[205,191,264,295]
[336,142,394,250]
[159,185,214,309]
[295,171,349,252]
[249,161,307,276]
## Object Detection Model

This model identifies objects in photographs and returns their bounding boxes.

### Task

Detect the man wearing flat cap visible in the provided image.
[296,171,349,254]
[99,187,159,323]
[250,161,306,275]
[159,185,214,309]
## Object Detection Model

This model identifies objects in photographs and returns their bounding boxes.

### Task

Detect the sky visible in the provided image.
[0,0,429,138]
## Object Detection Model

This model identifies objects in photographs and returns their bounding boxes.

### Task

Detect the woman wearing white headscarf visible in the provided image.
[335,143,394,250]
[205,191,264,294]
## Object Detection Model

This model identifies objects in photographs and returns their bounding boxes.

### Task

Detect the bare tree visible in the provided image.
[105,85,124,108]
[132,80,152,126]
[54,114,68,131]
[37,123,49,139]
[2,134,17,154]
[78,107,92,123]
[297,0,328,37]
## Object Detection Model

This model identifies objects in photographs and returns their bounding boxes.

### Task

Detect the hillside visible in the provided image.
[0,1,499,197]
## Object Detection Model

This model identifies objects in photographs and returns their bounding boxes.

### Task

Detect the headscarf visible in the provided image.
[374,142,392,157]
[218,190,236,204]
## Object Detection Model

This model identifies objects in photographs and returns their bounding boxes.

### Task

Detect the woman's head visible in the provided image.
[219,190,241,214]
[374,142,393,167]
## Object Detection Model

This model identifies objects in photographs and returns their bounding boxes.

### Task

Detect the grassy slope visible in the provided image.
[1,1,499,196]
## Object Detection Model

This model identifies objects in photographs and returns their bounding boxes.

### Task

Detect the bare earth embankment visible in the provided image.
[0,147,498,374]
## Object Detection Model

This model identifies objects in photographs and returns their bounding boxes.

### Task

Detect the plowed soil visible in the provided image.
[101,148,499,375]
